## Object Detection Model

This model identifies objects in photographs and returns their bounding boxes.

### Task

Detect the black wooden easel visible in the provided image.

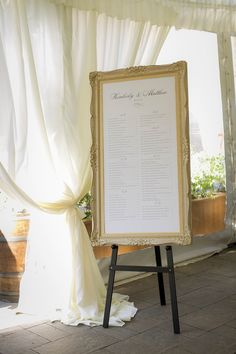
[103,244,180,334]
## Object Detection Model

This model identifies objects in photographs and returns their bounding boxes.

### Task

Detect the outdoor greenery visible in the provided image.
[78,192,92,219]
[191,153,226,199]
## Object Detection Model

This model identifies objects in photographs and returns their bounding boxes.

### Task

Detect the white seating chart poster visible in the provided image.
[90,62,191,246]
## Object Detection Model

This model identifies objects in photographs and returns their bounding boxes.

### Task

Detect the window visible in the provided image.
[157,28,224,156]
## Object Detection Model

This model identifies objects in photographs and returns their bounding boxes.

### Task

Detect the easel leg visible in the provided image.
[166,245,180,334]
[103,244,118,328]
[154,245,166,306]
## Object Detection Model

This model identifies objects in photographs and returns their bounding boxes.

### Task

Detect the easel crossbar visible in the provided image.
[110,265,170,273]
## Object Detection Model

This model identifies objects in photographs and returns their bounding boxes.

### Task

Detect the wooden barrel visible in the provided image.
[0,212,30,302]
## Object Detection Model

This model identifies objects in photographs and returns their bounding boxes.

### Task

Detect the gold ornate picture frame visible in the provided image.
[90,62,191,246]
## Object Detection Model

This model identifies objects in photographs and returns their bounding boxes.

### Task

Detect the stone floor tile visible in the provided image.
[228,342,236,354]
[131,326,189,353]
[17,350,40,354]
[176,257,219,276]
[176,274,219,296]
[128,273,188,305]
[131,287,170,305]
[191,272,236,295]
[92,325,137,340]
[225,294,236,302]
[229,343,236,354]
[132,298,155,310]
[208,261,236,278]
[20,319,49,329]
[136,301,199,325]
[178,302,201,317]
[176,323,205,339]
[216,248,236,262]
[226,318,236,328]
[209,324,236,338]
[180,331,236,354]
[144,320,205,339]
[178,286,228,308]
[0,325,23,336]
[27,323,70,341]
[33,329,118,354]
[115,275,157,296]
[161,346,193,354]
[173,269,190,281]
[181,302,236,331]
[105,337,161,354]
[0,329,49,354]
[124,312,162,333]
[137,303,171,320]
[88,350,111,354]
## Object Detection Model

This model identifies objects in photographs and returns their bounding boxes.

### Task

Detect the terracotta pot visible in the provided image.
[191,193,226,236]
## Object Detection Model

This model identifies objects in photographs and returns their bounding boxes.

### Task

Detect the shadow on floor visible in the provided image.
[1,246,236,353]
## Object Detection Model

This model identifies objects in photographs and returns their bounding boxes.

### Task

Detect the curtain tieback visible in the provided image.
[38,200,85,219]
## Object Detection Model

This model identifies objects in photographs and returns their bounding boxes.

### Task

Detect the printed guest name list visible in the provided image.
[102,76,180,235]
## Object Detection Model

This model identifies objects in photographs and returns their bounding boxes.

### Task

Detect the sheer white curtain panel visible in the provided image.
[0,0,169,325]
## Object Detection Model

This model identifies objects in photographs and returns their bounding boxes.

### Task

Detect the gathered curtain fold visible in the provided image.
[49,0,236,34]
[0,0,169,325]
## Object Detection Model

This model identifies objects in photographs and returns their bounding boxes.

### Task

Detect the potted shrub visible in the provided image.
[191,153,226,236]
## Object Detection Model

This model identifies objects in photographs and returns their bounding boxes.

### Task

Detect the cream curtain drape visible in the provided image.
[51,0,236,34]
[0,0,169,325]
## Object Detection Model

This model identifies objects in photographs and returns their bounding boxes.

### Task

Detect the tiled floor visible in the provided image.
[1,245,236,354]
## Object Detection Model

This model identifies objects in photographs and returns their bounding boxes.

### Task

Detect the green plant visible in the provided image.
[77,192,92,219]
[191,153,226,199]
